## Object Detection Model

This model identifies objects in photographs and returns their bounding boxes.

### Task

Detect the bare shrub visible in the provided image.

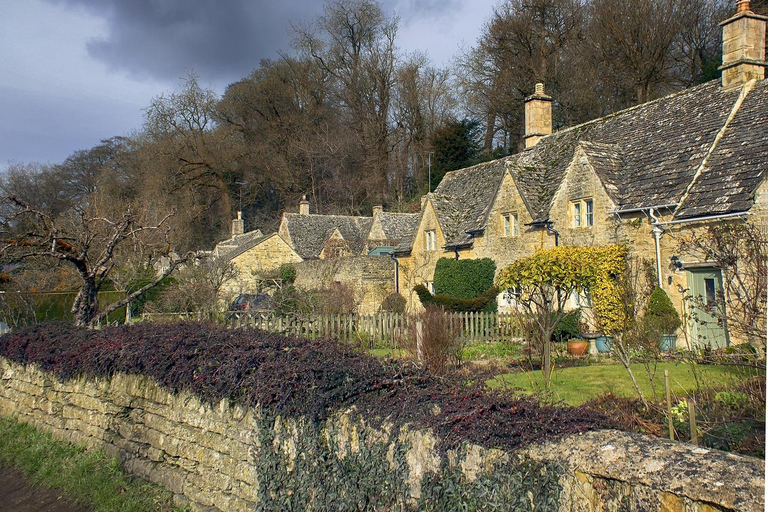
[314,282,357,315]
[402,306,463,376]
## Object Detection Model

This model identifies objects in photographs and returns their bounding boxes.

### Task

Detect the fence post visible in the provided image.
[416,319,423,362]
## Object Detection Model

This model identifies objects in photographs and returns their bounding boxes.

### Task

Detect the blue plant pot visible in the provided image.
[660,334,677,352]
[594,335,612,353]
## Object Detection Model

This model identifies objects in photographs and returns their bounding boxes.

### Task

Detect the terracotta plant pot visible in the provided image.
[567,339,589,355]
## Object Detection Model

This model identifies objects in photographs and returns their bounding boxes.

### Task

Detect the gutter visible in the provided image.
[388,251,399,294]
[656,211,750,226]
[609,204,678,216]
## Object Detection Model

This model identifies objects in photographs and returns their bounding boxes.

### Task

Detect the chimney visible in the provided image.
[372,205,383,217]
[524,83,553,149]
[299,195,310,215]
[720,1,767,89]
[231,211,244,236]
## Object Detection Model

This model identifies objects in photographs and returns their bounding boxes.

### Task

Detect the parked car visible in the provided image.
[227,293,275,313]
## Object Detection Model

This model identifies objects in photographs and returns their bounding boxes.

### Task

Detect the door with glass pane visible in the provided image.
[686,268,729,348]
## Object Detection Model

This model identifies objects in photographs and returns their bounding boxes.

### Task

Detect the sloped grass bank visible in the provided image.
[0,417,185,512]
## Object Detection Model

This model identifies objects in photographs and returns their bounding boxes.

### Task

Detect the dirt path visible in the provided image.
[0,468,90,512]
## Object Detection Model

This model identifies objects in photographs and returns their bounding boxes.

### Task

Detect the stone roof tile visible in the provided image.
[282,213,373,259]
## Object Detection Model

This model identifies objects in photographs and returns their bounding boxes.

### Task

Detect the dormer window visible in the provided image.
[571,199,594,228]
[425,230,437,251]
[503,213,519,237]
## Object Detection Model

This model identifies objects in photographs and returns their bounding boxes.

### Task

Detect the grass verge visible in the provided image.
[0,416,186,512]
[487,362,757,405]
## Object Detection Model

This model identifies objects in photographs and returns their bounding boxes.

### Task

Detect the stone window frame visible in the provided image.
[502,212,519,237]
[424,230,437,251]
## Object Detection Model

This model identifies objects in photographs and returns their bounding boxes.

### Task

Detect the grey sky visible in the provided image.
[0,0,498,169]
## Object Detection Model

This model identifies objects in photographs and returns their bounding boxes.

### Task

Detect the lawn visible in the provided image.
[487,362,757,406]
[0,417,186,512]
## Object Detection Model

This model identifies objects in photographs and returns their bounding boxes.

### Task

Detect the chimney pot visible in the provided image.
[299,195,310,215]
[524,83,553,149]
[231,211,245,236]
[719,0,767,88]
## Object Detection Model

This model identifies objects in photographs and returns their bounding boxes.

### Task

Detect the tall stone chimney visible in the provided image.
[299,195,310,215]
[231,211,244,237]
[524,83,553,149]
[372,205,383,217]
[720,1,767,89]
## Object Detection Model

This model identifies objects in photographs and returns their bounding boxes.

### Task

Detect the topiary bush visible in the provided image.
[645,286,681,334]
[414,284,499,313]
[552,309,581,343]
[278,263,297,285]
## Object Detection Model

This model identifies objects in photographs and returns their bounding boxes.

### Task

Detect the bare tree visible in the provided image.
[0,196,191,327]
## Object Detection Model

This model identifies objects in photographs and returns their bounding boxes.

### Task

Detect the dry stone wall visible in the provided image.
[0,358,763,512]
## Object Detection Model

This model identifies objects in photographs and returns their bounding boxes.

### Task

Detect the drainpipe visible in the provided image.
[389,251,399,294]
[545,222,560,247]
[649,208,664,288]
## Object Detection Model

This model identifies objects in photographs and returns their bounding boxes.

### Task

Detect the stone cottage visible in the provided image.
[395,1,767,349]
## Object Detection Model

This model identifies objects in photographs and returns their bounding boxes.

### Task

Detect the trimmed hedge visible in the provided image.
[414,284,499,313]
[434,258,496,299]
[0,322,609,453]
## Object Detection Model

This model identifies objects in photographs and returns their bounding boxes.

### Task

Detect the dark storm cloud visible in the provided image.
[44,0,326,85]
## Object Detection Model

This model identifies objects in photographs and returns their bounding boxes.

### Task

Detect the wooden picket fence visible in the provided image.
[229,311,526,348]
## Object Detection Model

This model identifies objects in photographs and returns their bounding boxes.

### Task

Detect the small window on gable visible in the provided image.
[571,199,594,228]
[503,212,519,237]
[425,230,437,251]
[572,201,582,228]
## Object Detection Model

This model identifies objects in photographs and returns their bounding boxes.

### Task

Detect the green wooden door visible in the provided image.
[686,268,729,348]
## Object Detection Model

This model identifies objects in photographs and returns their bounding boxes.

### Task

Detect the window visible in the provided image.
[503,213,519,237]
[572,289,593,308]
[425,281,435,294]
[571,199,594,228]
[425,230,437,251]
[572,201,582,227]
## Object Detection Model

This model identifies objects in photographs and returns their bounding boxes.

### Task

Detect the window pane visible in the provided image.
[705,278,716,305]
[504,215,510,236]
[586,199,594,227]
[573,202,581,227]
[513,213,519,236]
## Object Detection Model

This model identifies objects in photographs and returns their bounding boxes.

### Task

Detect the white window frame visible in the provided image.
[425,230,437,251]
[502,212,519,237]
[572,201,582,228]
[585,199,594,227]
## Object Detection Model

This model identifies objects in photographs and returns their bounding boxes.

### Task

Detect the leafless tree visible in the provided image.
[0,196,191,327]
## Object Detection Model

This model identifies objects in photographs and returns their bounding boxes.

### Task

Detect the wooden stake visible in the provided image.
[665,370,674,440]
[689,399,698,445]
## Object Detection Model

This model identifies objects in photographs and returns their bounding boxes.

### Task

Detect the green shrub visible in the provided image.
[645,286,681,334]
[414,284,499,313]
[279,263,297,284]
[552,310,581,343]
[434,258,496,300]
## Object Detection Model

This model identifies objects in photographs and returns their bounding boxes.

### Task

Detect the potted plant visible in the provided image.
[645,286,681,352]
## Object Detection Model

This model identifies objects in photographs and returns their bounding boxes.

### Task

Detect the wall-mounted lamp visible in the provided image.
[670,255,683,271]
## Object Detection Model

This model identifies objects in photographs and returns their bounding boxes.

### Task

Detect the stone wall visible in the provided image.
[294,256,395,314]
[0,358,763,512]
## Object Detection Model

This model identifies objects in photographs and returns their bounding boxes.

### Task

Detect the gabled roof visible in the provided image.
[281,213,373,259]
[213,229,264,258]
[223,233,296,262]
[675,81,768,218]
[377,212,421,242]
[429,159,508,247]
